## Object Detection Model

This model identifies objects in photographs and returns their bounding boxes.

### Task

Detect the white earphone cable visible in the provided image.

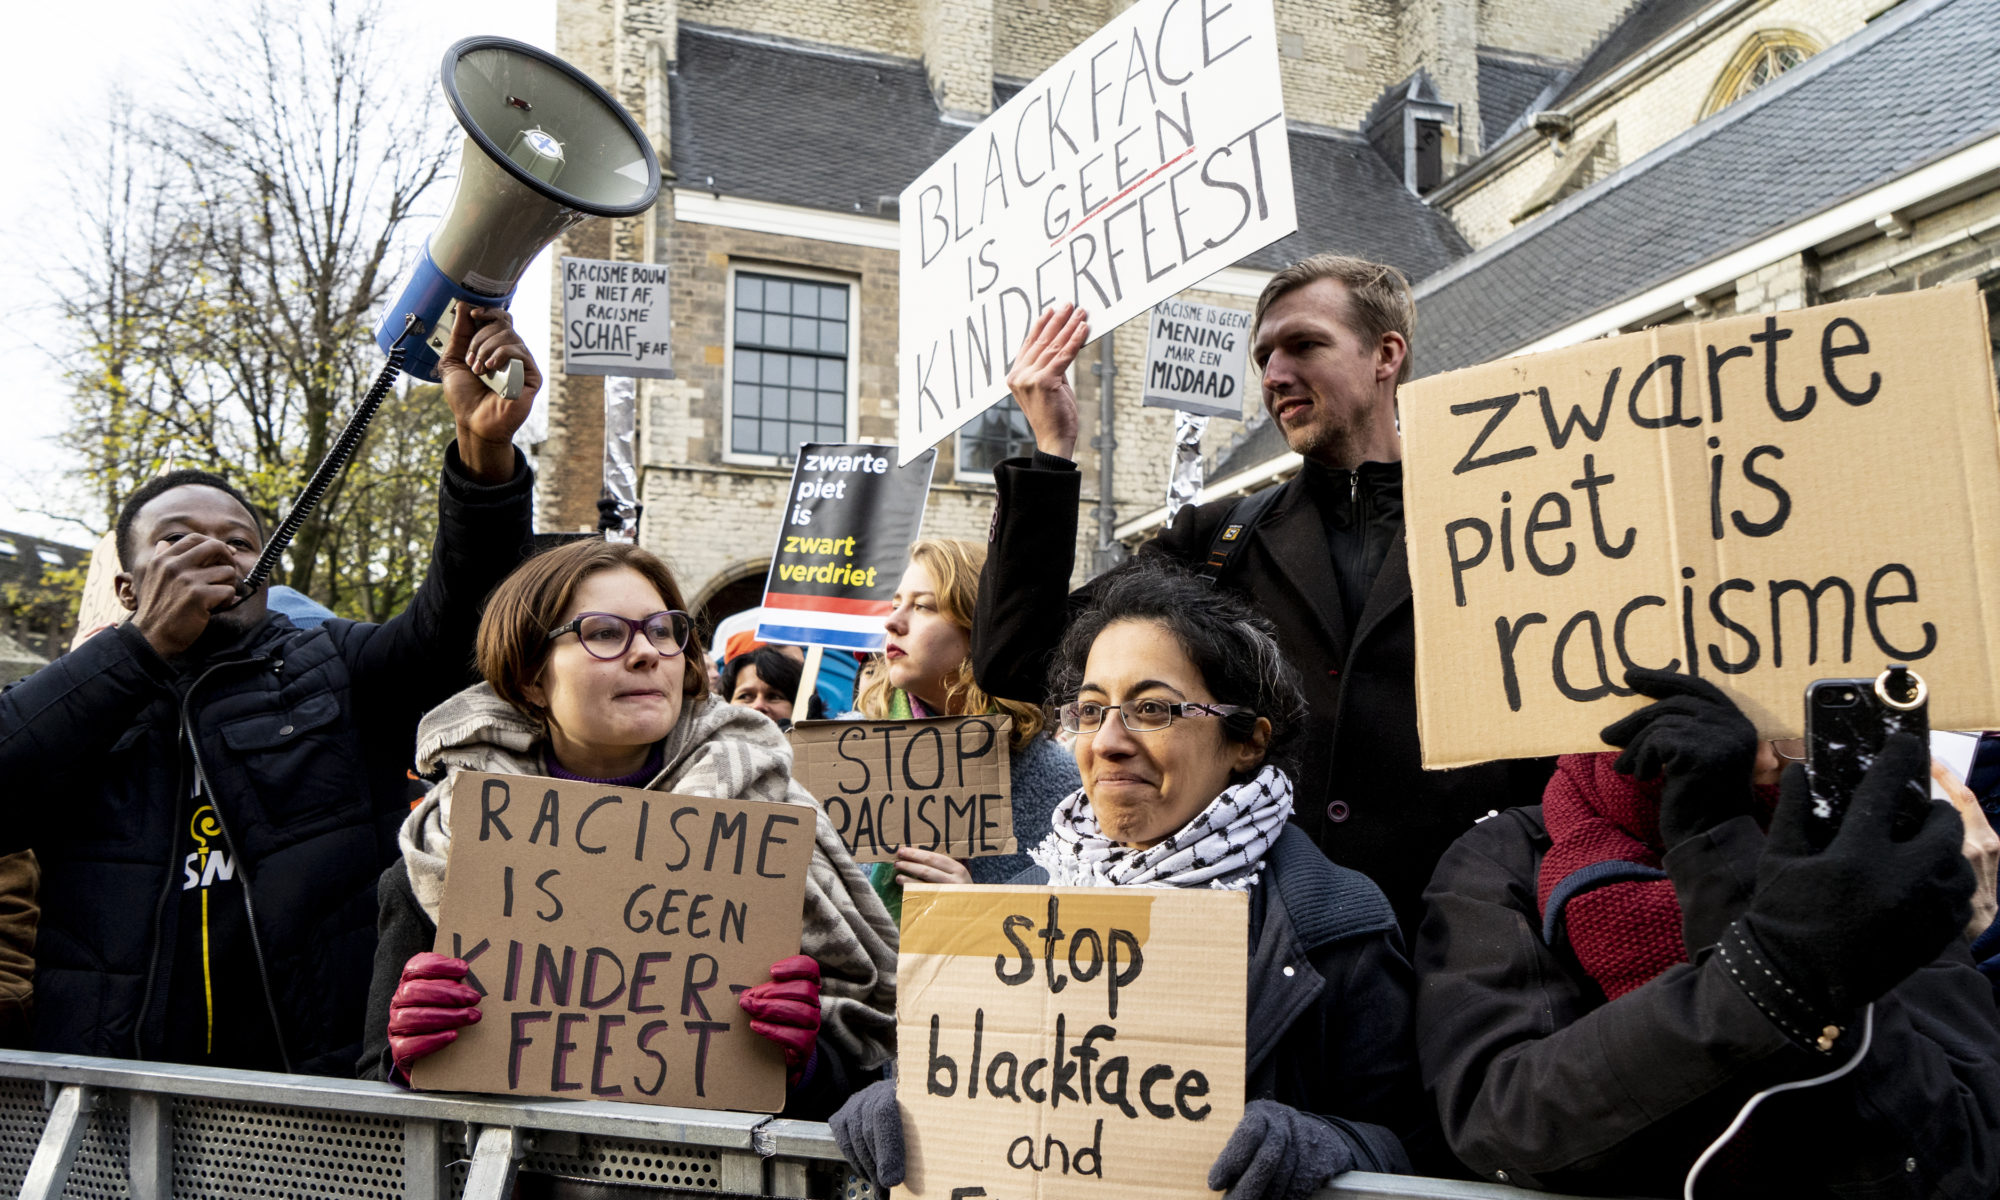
[1683,1002,1876,1200]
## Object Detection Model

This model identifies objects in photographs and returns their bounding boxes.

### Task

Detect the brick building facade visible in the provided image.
[541,0,2000,635]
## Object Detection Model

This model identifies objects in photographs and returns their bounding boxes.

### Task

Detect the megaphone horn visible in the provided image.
[375,36,662,392]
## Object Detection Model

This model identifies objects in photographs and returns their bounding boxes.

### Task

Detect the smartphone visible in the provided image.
[1803,664,1928,847]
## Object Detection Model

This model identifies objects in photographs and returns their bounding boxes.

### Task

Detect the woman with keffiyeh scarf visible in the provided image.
[832,563,1425,1200]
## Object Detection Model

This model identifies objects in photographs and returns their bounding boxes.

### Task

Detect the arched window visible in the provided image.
[1702,29,1822,117]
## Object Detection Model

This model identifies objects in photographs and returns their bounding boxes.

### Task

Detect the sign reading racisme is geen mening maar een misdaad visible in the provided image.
[1402,283,2000,767]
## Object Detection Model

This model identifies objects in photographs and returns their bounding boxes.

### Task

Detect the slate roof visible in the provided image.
[669,26,1469,280]
[671,26,971,217]
[1478,52,1564,147]
[1217,0,2000,478]
[1550,0,1702,106]
[1415,0,2000,376]
[1244,128,1469,278]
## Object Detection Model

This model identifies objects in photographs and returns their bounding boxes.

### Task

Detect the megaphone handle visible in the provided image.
[480,357,525,400]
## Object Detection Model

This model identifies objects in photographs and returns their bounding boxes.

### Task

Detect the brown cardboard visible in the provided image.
[789,716,1016,863]
[410,772,815,1112]
[69,531,123,650]
[895,884,1247,1200]
[1401,283,2000,766]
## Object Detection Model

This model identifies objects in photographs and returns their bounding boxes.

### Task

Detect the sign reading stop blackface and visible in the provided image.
[894,0,1295,464]
[896,885,1246,1200]
[561,256,673,379]
[1402,283,2000,767]
[1142,297,1252,418]
[755,443,938,651]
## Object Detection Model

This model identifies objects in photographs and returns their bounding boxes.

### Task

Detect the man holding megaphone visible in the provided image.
[0,308,540,1077]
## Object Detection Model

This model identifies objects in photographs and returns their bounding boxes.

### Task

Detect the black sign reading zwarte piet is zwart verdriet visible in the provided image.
[756,443,937,652]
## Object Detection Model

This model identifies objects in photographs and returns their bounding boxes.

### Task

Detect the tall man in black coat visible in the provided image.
[971,255,1550,933]
[0,308,540,1075]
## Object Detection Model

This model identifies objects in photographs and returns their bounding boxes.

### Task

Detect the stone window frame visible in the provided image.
[721,262,862,466]
[952,394,1038,484]
[1701,27,1823,119]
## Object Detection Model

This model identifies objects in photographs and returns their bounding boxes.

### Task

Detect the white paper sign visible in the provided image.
[560,256,674,379]
[1141,297,1252,417]
[894,0,1295,464]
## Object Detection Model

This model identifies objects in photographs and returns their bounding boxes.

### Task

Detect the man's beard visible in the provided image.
[180,603,269,661]
[1280,404,1373,464]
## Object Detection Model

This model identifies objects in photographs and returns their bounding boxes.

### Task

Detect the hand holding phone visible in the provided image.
[1804,664,1928,848]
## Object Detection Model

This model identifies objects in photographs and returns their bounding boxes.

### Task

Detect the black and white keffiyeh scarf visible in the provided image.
[1028,765,1294,890]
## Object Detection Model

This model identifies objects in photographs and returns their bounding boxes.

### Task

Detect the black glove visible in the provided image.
[1723,734,1972,1045]
[829,1077,904,1189]
[1600,669,1759,850]
[1206,1100,1355,1200]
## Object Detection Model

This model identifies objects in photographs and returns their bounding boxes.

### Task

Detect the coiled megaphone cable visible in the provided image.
[228,314,422,605]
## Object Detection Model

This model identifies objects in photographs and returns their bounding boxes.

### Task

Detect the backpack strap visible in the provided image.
[1198,483,1285,582]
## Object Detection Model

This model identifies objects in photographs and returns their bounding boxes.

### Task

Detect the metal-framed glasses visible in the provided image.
[549,611,693,660]
[1059,698,1246,734]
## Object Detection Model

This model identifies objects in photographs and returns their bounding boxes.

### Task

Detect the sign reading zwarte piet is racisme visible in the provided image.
[1403,283,2000,767]
[411,773,814,1112]
[896,885,1247,1200]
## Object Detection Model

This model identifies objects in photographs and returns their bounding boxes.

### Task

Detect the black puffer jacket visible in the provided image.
[0,446,531,1075]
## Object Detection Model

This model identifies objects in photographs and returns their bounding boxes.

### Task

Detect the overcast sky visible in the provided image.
[1,0,557,547]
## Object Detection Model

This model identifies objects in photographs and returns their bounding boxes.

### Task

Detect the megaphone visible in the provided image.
[228,38,660,605]
[374,36,661,393]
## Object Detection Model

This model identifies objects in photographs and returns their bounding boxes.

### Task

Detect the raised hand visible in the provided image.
[1004,302,1090,460]
[438,306,541,483]
[1730,735,1972,1030]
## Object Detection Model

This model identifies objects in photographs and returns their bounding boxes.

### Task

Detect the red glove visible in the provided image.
[737,954,821,1084]
[389,952,482,1082]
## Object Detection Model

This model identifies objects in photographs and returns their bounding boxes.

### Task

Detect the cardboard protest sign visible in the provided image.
[411,772,814,1112]
[68,531,122,651]
[894,0,1295,464]
[789,716,1015,863]
[897,884,1246,1199]
[561,256,673,379]
[757,442,938,651]
[1142,298,1252,418]
[1402,283,2000,767]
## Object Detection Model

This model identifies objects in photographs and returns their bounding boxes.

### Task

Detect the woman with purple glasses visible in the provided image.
[357,540,896,1118]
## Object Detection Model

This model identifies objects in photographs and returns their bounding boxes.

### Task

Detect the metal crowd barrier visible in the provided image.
[0,1050,1563,1200]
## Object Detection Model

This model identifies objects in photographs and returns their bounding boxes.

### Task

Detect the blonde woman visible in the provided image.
[854,538,1079,901]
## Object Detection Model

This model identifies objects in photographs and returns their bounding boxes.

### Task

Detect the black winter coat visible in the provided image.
[1416,806,2000,1198]
[0,447,532,1075]
[972,453,1551,934]
[1015,825,1426,1171]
